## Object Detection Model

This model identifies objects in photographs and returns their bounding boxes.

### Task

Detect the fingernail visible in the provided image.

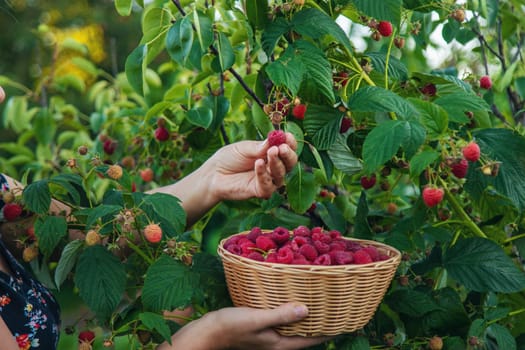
[293,304,308,318]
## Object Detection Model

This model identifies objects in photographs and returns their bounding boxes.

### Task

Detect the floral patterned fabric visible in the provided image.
[0,238,61,349]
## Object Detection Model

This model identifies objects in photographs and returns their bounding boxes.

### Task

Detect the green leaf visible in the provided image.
[245,0,269,30]
[74,246,126,318]
[408,98,448,138]
[261,17,290,56]
[362,120,426,173]
[33,108,57,145]
[211,32,235,72]
[367,52,408,81]
[434,92,491,123]
[265,51,305,96]
[315,201,347,233]
[187,107,213,129]
[353,192,373,239]
[125,44,147,95]
[386,289,442,317]
[166,16,194,66]
[486,323,517,350]
[291,8,353,53]
[141,193,186,234]
[302,105,342,150]
[35,216,68,257]
[409,149,440,179]
[114,0,132,16]
[465,128,525,211]
[203,95,230,131]
[141,7,172,64]
[142,255,198,312]
[3,96,31,132]
[23,180,51,215]
[54,239,84,289]
[71,57,99,77]
[347,86,419,120]
[286,164,317,214]
[193,10,214,51]
[327,134,363,175]
[443,237,525,293]
[354,0,402,26]
[139,312,173,344]
[83,204,123,228]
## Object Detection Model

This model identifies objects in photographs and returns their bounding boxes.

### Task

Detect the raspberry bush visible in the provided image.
[1,0,525,349]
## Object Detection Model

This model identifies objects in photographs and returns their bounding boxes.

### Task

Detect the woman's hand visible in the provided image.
[159,303,330,350]
[207,132,298,201]
[151,133,298,225]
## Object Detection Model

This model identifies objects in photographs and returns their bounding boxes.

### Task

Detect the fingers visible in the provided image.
[251,302,309,329]
[255,158,276,198]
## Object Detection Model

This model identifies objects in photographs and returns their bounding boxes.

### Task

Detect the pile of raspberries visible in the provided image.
[223,226,391,266]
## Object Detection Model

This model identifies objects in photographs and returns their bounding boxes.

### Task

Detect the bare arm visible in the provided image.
[0,316,19,350]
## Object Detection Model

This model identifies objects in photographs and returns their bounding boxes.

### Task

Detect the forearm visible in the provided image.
[157,313,225,350]
[147,159,219,227]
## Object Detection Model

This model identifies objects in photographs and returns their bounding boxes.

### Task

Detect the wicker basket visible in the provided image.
[217,231,401,337]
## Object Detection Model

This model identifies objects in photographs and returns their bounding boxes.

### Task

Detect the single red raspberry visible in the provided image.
[78,330,95,344]
[299,244,318,261]
[143,223,162,243]
[103,139,117,155]
[313,253,331,265]
[267,130,287,147]
[329,241,346,251]
[311,231,331,244]
[353,249,373,264]
[363,246,379,261]
[293,225,311,237]
[226,244,242,255]
[265,252,278,263]
[2,203,23,221]
[224,235,242,250]
[377,21,393,37]
[240,241,256,254]
[360,174,377,189]
[154,126,170,141]
[313,240,330,254]
[422,187,444,207]
[246,227,263,242]
[246,251,264,261]
[428,336,443,350]
[462,142,481,162]
[271,227,291,245]
[276,247,294,264]
[291,254,310,265]
[340,117,352,133]
[420,83,437,97]
[450,158,469,178]
[328,230,342,240]
[329,250,353,265]
[479,75,492,89]
[292,104,307,120]
[256,235,277,251]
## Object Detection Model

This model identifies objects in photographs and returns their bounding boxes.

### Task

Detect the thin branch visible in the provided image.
[171,0,264,108]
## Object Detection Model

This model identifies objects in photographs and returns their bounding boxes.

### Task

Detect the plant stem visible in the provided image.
[437,177,487,239]
[504,232,525,243]
[126,239,154,265]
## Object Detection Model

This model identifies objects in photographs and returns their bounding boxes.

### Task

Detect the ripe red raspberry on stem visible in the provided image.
[422,186,444,207]
[78,330,95,344]
[2,203,23,221]
[103,139,117,155]
[140,167,154,182]
[377,21,393,37]
[479,75,492,89]
[292,104,307,120]
[154,126,170,141]
[450,158,469,178]
[360,174,377,189]
[267,129,287,147]
[340,116,352,133]
[462,142,481,162]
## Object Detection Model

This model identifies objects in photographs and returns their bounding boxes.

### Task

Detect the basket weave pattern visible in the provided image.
[217,232,401,337]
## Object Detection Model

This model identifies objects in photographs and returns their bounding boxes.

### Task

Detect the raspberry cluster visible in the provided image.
[223,226,390,266]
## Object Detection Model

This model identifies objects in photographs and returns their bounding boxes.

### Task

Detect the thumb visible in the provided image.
[254,302,309,328]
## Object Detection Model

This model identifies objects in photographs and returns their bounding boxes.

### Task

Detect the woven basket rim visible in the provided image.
[217,230,402,272]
